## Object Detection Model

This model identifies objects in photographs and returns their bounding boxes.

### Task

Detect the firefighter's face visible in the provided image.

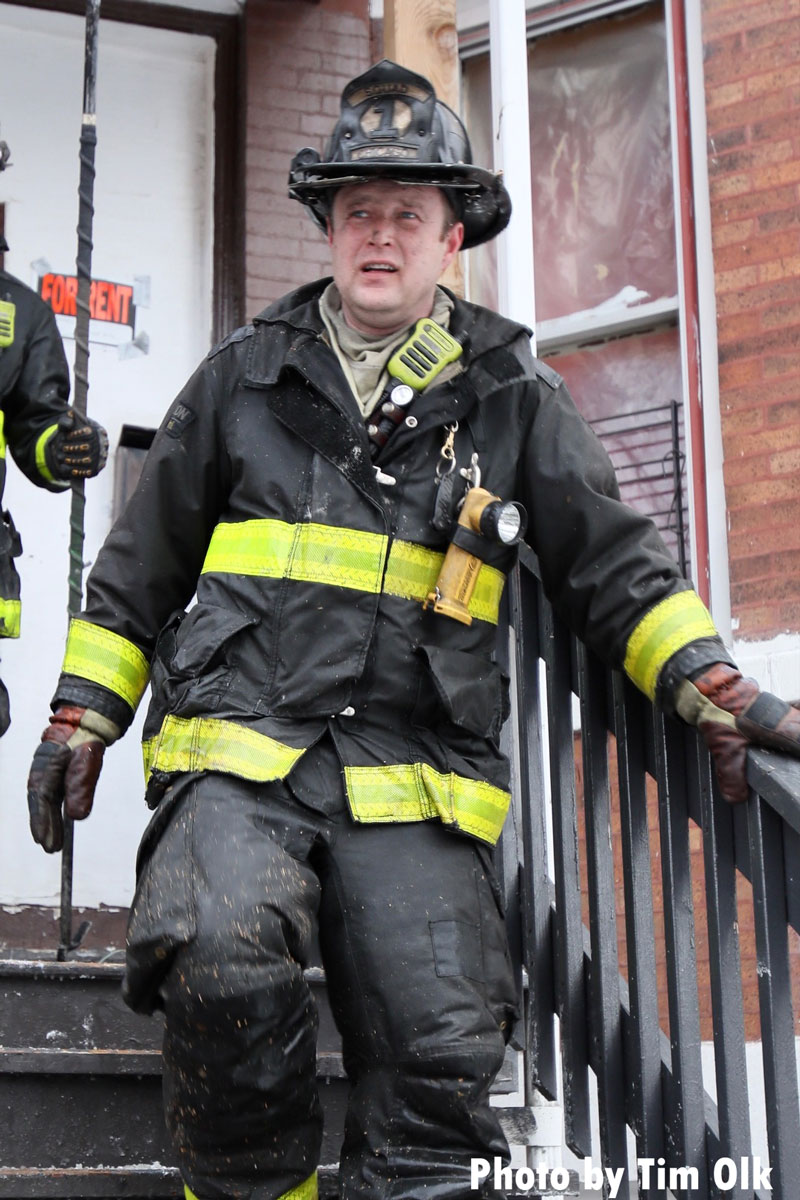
[327,181,463,337]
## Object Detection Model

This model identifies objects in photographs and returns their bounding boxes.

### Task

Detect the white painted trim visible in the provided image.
[664,0,702,596]
[488,0,537,340]
[684,0,732,643]
[537,295,679,355]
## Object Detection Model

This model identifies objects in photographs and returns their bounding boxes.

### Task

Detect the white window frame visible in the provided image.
[462,0,731,635]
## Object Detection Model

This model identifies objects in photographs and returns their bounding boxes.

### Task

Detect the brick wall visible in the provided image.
[244,0,371,318]
[702,0,800,640]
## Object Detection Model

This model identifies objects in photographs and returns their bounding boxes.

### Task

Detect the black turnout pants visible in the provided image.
[124,755,518,1200]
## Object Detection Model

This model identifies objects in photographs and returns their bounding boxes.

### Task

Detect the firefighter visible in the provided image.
[26,61,800,1200]
[0,138,107,736]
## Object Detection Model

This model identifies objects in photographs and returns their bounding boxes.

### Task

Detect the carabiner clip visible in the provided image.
[436,421,459,479]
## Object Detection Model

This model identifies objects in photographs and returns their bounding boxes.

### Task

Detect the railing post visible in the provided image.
[747,795,800,1196]
[576,643,628,1172]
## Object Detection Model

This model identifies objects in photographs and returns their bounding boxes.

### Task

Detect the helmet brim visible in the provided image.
[289,160,512,250]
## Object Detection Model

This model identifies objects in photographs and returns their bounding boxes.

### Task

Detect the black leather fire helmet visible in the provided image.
[288,59,511,250]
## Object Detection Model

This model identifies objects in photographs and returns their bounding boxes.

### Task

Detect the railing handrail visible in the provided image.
[507,546,800,1199]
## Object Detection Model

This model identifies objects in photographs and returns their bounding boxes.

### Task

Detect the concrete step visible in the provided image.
[0,954,527,1199]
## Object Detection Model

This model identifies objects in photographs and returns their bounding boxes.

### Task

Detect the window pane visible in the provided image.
[462,7,677,321]
[547,329,690,572]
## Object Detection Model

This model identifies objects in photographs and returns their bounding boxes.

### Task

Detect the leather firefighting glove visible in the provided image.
[674,662,800,804]
[27,705,120,853]
[45,409,109,480]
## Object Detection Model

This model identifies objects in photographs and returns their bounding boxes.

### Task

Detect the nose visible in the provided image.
[368,217,392,243]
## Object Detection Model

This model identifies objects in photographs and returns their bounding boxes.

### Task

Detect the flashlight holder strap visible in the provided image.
[450,524,519,571]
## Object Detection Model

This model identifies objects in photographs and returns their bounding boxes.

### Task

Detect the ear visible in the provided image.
[326,216,334,247]
[441,221,464,273]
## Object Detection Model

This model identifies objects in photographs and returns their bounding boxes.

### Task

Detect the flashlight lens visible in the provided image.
[480,500,523,544]
[495,505,521,543]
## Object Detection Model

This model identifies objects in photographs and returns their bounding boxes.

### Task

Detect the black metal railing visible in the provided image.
[501,544,800,1199]
[590,400,690,577]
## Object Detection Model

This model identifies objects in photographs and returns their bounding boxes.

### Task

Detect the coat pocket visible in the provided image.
[418,644,510,740]
[171,603,259,677]
[145,604,259,736]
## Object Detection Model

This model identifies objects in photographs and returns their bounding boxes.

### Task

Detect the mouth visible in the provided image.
[361,262,398,273]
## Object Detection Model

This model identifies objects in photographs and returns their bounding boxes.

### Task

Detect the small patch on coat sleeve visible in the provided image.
[163,402,196,439]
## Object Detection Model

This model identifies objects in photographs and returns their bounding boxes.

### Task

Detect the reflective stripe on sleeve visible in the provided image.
[201,520,505,625]
[623,590,720,701]
[34,423,59,483]
[142,714,305,782]
[0,598,20,638]
[201,519,389,593]
[0,410,5,459]
[62,619,151,710]
[344,762,510,846]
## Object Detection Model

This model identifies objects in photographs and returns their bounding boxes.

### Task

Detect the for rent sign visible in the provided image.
[37,271,142,349]
[39,273,135,327]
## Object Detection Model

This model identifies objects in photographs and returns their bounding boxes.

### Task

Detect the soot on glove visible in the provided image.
[675,662,800,805]
[28,705,120,853]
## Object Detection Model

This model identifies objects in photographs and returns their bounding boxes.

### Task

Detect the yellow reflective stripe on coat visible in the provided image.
[202,519,388,593]
[62,619,151,710]
[185,1180,317,1200]
[0,598,20,638]
[385,540,504,625]
[344,762,510,846]
[624,590,719,700]
[143,714,305,782]
[0,410,5,458]
[201,520,504,625]
[34,423,59,484]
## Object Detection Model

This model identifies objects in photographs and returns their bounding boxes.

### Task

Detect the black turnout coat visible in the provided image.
[55,280,716,844]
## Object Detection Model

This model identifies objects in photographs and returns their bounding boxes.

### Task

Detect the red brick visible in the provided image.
[745,15,800,52]
[766,396,800,426]
[763,353,800,378]
[728,497,800,533]
[723,452,774,485]
[718,323,800,363]
[758,202,800,234]
[724,425,798,458]
[710,182,797,220]
[708,138,794,181]
[714,225,796,271]
[714,262,761,293]
[703,0,800,40]
[718,356,764,388]
[715,270,800,314]
[770,446,800,475]
[706,87,786,136]
[726,475,800,508]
